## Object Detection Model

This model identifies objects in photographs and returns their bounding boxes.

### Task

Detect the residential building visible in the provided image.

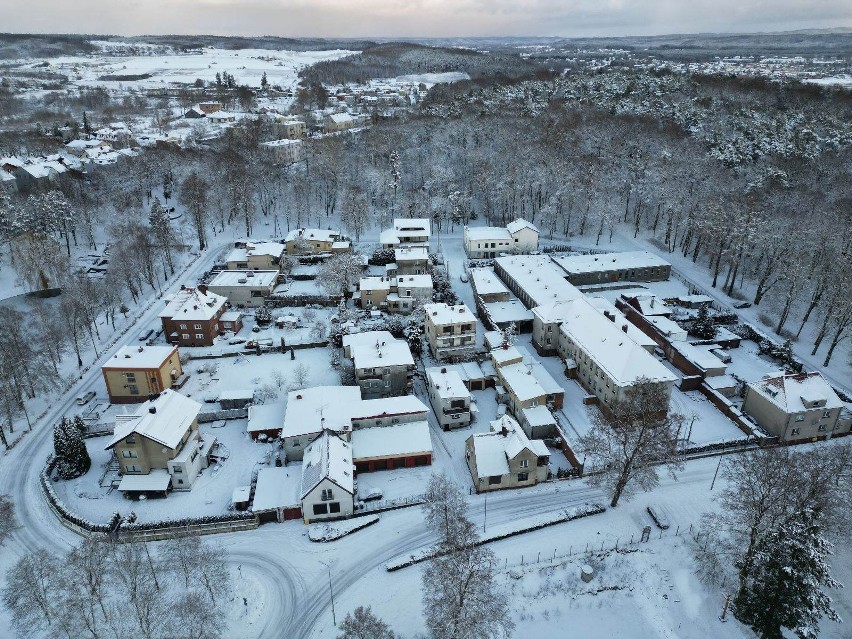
[261,139,303,164]
[101,345,184,404]
[208,111,237,124]
[343,331,415,399]
[324,112,357,133]
[743,372,850,443]
[247,402,287,440]
[284,228,345,255]
[206,270,278,308]
[481,300,534,332]
[423,303,477,360]
[225,242,286,270]
[105,390,213,494]
[463,218,540,258]
[465,415,550,493]
[352,421,433,472]
[160,286,229,347]
[300,431,355,523]
[551,251,671,286]
[497,361,564,435]
[426,368,472,430]
[356,274,433,314]
[380,218,431,248]
[426,362,491,392]
[391,246,429,276]
[274,116,307,139]
[494,255,583,310]
[556,298,677,413]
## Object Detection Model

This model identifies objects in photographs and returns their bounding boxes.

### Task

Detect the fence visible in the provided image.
[197,407,249,423]
[356,493,426,515]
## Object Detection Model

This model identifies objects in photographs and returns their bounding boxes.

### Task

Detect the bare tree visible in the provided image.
[579,378,684,507]
[0,495,15,545]
[337,606,395,639]
[317,252,364,298]
[180,171,209,250]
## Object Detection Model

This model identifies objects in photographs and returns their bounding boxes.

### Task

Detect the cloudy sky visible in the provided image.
[5,0,851,38]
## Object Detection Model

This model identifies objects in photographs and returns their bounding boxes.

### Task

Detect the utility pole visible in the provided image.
[320,560,336,626]
[483,492,488,534]
[719,593,731,621]
[710,454,724,491]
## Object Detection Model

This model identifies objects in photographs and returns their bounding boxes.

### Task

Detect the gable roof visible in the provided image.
[106,390,200,450]
[300,431,354,499]
[750,371,844,413]
[507,218,539,235]
[469,415,548,478]
[159,287,227,322]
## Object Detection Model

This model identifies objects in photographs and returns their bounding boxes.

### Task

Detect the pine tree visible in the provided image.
[82,111,91,136]
[53,416,91,479]
[215,72,222,87]
[734,508,840,639]
[260,72,269,91]
[689,304,717,340]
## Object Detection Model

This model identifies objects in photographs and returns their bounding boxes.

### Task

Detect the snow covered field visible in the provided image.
[20,45,355,92]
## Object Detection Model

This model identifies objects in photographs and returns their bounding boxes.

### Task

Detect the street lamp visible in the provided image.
[318,559,336,626]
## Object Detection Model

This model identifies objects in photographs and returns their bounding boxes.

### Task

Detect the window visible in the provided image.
[125,435,135,444]
[823,410,832,418]
[795,414,804,422]
[125,464,141,473]
[518,472,529,482]
[121,450,138,458]
[182,334,190,340]
[321,488,334,501]
[190,450,198,463]
[519,459,529,468]
[250,290,263,298]
[292,439,300,447]
[124,372,137,382]
[177,479,184,485]
[172,466,182,473]
[818,425,827,432]
[313,503,328,515]
[194,324,202,329]
[329,502,341,514]
[129,385,139,395]
[179,324,187,330]
[488,476,502,485]
[791,428,800,436]
[195,333,204,340]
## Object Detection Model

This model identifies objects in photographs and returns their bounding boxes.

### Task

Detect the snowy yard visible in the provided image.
[724,339,784,384]
[669,388,748,446]
[53,418,273,524]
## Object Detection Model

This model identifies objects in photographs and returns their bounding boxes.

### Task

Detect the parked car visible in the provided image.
[733,301,752,309]
[459,272,469,283]
[647,505,670,530]
[76,391,96,406]
[138,329,154,342]
[245,338,273,349]
[228,337,247,345]
[361,488,383,502]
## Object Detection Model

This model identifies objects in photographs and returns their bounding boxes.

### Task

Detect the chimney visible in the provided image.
[180,284,186,290]
[137,346,144,352]
[441,367,447,373]
[622,324,628,333]
[500,426,509,437]
[149,406,157,414]
[198,284,208,295]
[296,394,302,400]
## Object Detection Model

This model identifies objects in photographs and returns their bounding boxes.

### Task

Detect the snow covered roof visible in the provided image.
[522,405,557,428]
[425,362,487,385]
[106,390,200,450]
[103,345,178,370]
[218,389,255,401]
[208,270,278,288]
[483,330,506,350]
[484,301,534,324]
[159,287,227,321]
[470,415,548,478]
[394,274,433,289]
[423,302,476,326]
[498,362,563,402]
[262,139,301,147]
[628,295,672,316]
[327,112,355,124]
[351,421,432,461]
[285,228,340,243]
[469,269,508,297]
[559,299,677,387]
[247,402,287,434]
[343,331,414,369]
[749,372,844,414]
[495,255,583,308]
[394,246,429,262]
[359,276,392,291]
[552,251,671,277]
[227,242,286,262]
[353,395,429,420]
[506,218,539,235]
[490,345,524,368]
[427,369,471,400]
[393,218,430,235]
[586,297,657,350]
[283,386,362,439]
[21,164,52,179]
[301,431,354,499]
[671,343,727,372]
[647,315,688,340]
[117,470,171,492]
[252,467,301,511]
[465,226,511,241]
[379,228,401,245]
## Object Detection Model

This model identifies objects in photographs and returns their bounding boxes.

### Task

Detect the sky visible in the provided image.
[2,0,850,38]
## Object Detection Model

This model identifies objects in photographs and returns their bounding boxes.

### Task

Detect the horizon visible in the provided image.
[2,0,851,40]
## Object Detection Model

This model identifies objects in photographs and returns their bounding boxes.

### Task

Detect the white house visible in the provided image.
[423,303,478,360]
[380,218,431,248]
[463,219,539,259]
[426,368,472,430]
[300,431,355,523]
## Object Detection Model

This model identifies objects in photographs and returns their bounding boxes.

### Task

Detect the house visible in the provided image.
[323,112,357,133]
[184,106,206,119]
[226,242,286,270]
[497,361,564,435]
[352,421,433,472]
[494,255,583,310]
[208,111,237,124]
[64,139,108,157]
[101,345,184,404]
[490,344,524,370]
[343,331,415,399]
[423,303,477,360]
[274,116,307,139]
[390,246,429,276]
[427,368,472,430]
[279,387,361,458]
[198,102,223,114]
[206,270,278,308]
[356,274,433,314]
[219,310,243,334]
[348,395,429,430]
[94,122,134,146]
[470,268,510,303]
[105,390,214,494]
[261,139,303,164]
[742,372,850,443]
[300,431,355,523]
[465,415,550,493]
[481,300,534,332]
[621,294,672,317]
[251,466,303,522]
[160,286,229,347]
[463,218,539,258]
[380,218,431,248]
[556,298,677,413]
[551,251,671,286]
[285,228,344,255]
[426,362,491,392]
[586,297,657,353]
